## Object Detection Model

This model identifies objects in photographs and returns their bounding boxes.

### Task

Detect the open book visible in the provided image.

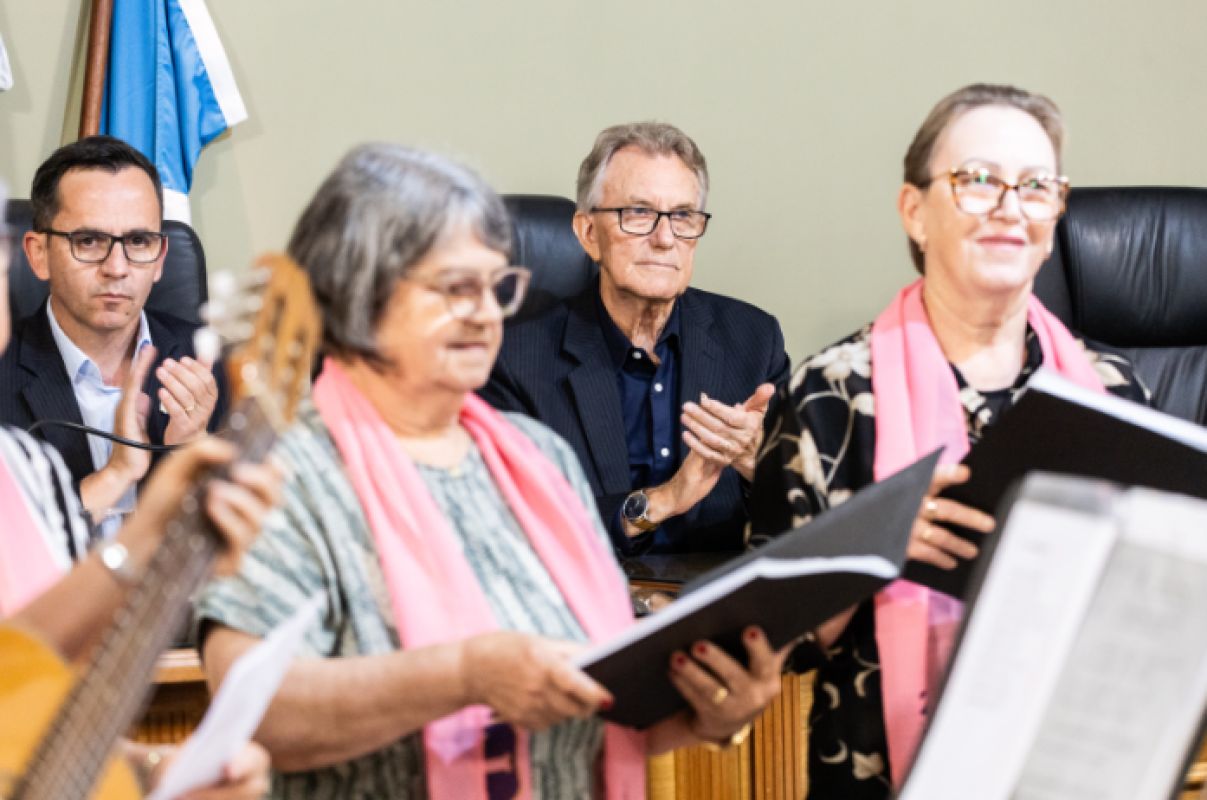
[899,474,1207,800]
[575,450,940,729]
[907,368,1207,598]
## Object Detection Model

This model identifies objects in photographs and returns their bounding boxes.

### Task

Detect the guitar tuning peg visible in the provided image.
[193,327,222,365]
[210,270,239,299]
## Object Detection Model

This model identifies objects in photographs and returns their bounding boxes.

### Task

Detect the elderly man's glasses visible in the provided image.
[41,228,167,264]
[418,266,532,320]
[591,206,711,240]
[929,167,1069,221]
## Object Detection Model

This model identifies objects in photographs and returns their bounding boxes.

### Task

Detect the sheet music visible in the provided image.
[1014,491,1207,800]
[146,594,323,800]
[898,496,1117,800]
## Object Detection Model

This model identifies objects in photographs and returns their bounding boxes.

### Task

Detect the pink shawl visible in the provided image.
[0,459,63,616]
[312,359,646,799]
[869,279,1104,784]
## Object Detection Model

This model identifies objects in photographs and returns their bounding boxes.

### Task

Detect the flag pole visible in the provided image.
[79,0,114,139]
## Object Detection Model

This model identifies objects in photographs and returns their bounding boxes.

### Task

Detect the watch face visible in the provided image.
[622,491,649,521]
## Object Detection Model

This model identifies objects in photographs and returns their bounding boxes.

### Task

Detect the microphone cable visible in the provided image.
[26,419,180,452]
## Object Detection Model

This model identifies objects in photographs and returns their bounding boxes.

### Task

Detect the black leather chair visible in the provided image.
[4,199,209,325]
[503,194,595,323]
[1034,187,1207,424]
[504,189,1207,425]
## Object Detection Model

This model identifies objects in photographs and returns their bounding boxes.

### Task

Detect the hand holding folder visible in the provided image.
[576,450,941,729]
[906,368,1207,599]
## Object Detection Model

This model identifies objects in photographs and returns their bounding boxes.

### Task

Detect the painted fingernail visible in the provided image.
[599,697,614,711]
[693,642,708,657]
[672,653,688,668]
[745,628,760,642]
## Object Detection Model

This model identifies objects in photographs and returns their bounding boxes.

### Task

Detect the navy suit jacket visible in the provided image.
[0,303,229,490]
[481,284,789,555]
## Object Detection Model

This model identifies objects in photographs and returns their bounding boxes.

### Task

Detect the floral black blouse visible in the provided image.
[747,323,1150,800]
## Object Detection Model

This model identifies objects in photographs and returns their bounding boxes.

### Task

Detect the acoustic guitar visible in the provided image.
[0,254,320,800]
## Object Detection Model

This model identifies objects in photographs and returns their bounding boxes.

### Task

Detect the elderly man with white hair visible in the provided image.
[483,121,790,556]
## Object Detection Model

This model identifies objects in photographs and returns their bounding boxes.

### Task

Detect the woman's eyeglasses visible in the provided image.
[924,167,1069,221]
[416,266,532,321]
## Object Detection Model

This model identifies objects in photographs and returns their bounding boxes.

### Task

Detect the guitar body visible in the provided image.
[0,625,139,800]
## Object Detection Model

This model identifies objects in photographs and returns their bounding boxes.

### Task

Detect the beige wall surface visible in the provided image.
[3,1,1207,360]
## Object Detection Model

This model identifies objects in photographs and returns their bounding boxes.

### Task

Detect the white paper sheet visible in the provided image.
[1013,491,1207,800]
[898,496,1116,800]
[146,594,323,800]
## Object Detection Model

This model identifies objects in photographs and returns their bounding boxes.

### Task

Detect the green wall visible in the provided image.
[4,1,1207,360]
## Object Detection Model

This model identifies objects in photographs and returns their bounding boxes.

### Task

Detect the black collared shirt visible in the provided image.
[597,295,682,491]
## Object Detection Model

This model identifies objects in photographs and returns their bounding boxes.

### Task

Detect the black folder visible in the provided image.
[576,450,940,729]
[905,369,1207,599]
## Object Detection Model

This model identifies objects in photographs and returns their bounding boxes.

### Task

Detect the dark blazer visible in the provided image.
[481,284,790,555]
[0,303,229,489]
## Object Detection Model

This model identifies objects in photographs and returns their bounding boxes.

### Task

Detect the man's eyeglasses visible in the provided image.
[415,266,532,320]
[40,228,167,265]
[925,167,1069,221]
[591,206,711,240]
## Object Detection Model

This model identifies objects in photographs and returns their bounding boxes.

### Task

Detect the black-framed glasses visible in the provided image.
[591,206,711,240]
[40,228,166,264]
[414,266,532,320]
[484,722,518,799]
[925,167,1069,221]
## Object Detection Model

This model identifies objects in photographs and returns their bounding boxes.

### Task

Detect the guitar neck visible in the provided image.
[12,400,277,800]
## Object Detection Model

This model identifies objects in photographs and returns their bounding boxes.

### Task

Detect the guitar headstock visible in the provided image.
[201,253,322,434]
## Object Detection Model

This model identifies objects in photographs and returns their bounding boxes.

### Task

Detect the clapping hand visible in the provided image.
[680,384,775,481]
[160,355,220,446]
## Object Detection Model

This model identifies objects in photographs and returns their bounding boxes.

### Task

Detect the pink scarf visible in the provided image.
[0,458,63,616]
[312,359,645,800]
[869,279,1104,785]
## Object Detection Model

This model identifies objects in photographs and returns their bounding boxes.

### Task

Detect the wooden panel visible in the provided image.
[132,649,209,745]
[135,652,1207,799]
[753,672,811,800]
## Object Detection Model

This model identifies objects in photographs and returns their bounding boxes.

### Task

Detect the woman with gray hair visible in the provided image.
[196,143,787,799]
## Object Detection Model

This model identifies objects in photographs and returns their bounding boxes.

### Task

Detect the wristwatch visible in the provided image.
[621,489,658,533]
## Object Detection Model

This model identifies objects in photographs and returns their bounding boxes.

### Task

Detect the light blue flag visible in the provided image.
[101,0,246,222]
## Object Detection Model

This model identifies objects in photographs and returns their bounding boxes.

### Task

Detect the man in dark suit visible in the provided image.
[482,122,789,554]
[0,136,225,536]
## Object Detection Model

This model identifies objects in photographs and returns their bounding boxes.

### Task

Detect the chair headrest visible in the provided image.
[503,195,597,322]
[1049,187,1207,347]
[4,198,208,325]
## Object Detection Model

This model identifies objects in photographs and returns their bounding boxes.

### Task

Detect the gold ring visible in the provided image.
[712,686,730,706]
[184,404,197,413]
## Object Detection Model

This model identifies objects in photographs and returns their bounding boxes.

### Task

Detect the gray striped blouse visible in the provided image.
[196,403,624,799]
